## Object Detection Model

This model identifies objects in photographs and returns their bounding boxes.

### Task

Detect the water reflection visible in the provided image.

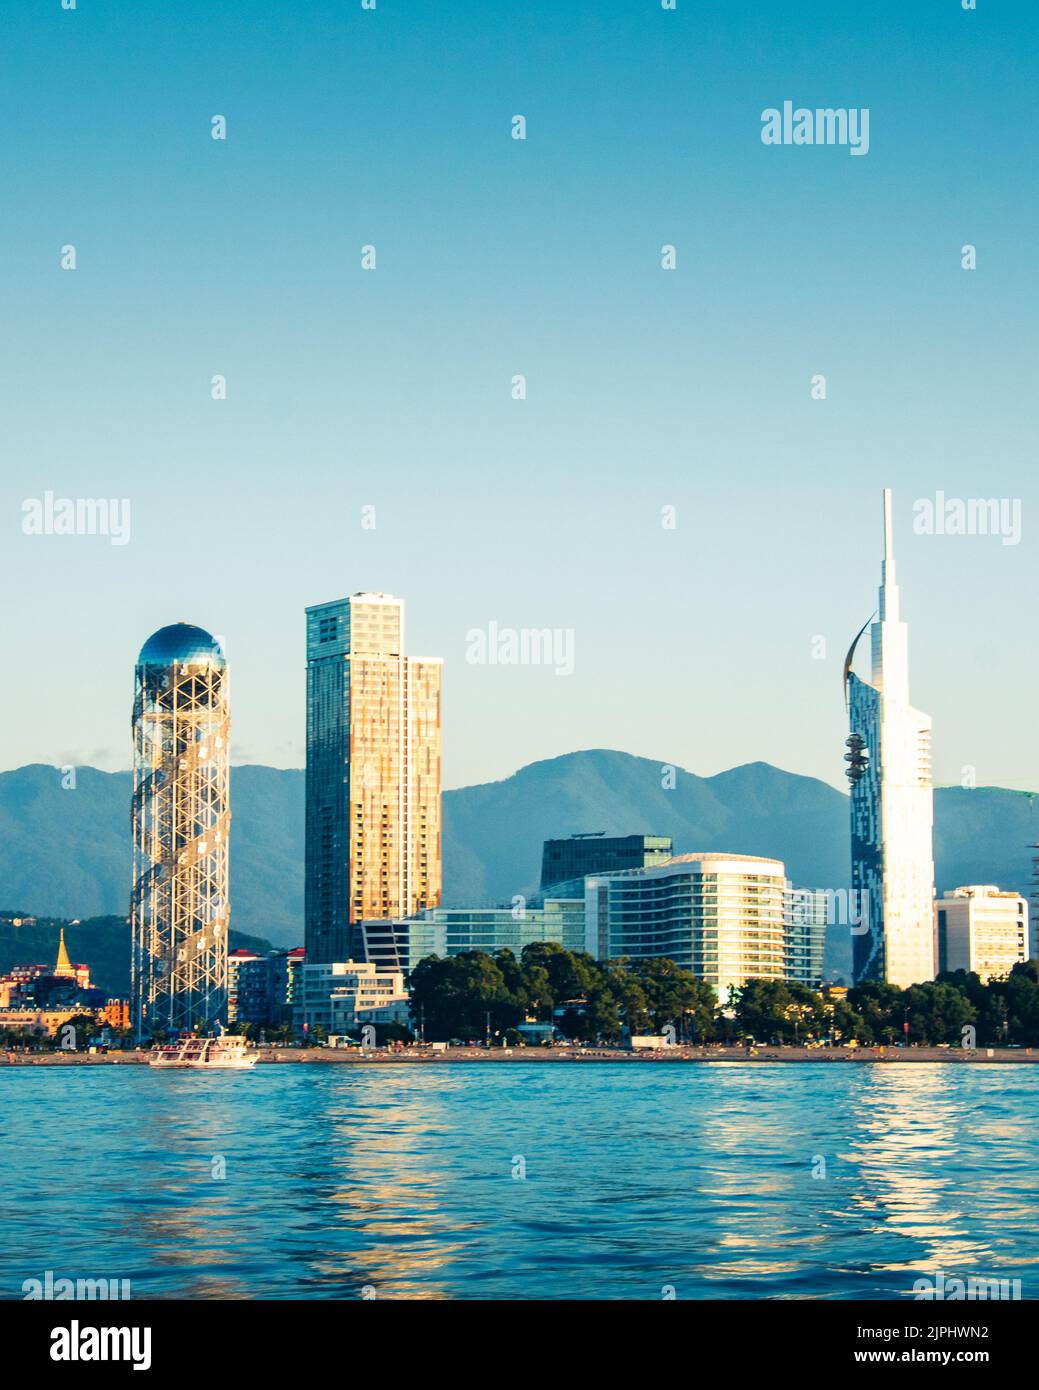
[842,1066,983,1281]
[2,1064,1037,1299]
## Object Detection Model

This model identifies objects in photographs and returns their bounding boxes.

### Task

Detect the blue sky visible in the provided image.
[3,0,1036,792]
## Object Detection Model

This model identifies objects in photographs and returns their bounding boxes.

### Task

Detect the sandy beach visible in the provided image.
[3,1044,1036,1065]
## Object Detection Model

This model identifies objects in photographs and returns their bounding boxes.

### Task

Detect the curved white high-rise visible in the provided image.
[845,491,935,987]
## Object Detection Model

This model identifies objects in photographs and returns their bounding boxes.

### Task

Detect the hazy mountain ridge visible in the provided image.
[0,752,1034,983]
[0,764,305,944]
[0,917,276,1000]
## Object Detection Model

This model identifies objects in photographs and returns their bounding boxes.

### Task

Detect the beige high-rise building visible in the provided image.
[935,885,1029,983]
[305,593,441,963]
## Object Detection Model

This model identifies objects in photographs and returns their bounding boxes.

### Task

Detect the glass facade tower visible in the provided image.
[845,490,935,988]
[785,884,828,987]
[540,833,673,891]
[305,592,442,963]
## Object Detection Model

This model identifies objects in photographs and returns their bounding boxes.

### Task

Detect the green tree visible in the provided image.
[732,979,824,1044]
[902,982,976,1045]
[409,951,521,1041]
[977,990,1008,1047]
[493,949,532,1017]
[1002,962,1039,1045]
[829,1000,864,1044]
[520,943,598,1015]
[53,1013,101,1050]
[627,957,717,1040]
[574,985,623,1043]
[603,962,651,1037]
[936,968,986,1011]
[847,981,905,1045]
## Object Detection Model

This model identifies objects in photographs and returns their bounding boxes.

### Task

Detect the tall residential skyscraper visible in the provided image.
[131,623,231,1035]
[844,491,935,988]
[305,592,442,963]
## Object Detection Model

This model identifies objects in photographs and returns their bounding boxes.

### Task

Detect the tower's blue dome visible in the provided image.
[137,623,226,667]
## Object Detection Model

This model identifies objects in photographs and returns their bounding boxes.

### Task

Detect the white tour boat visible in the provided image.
[149,1033,258,1070]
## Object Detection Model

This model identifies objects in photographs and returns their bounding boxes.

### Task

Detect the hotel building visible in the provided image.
[0,929,93,1009]
[268,947,306,1027]
[935,886,1029,982]
[305,593,442,963]
[583,853,813,1000]
[225,946,306,1030]
[845,491,935,988]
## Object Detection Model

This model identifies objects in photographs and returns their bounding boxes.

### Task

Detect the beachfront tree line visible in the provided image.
[407,943,1039,1047]
[410,944,716,1044]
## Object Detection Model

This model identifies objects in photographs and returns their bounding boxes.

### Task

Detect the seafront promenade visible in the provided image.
[3,1044,1038,1065]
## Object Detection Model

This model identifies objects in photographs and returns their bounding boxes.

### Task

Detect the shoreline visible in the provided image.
[2,1044,1035,1066]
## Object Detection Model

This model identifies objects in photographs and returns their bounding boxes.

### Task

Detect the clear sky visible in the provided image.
[3,0,1036,792]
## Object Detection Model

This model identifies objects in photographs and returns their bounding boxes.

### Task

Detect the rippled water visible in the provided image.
[2,1063,1036,1299]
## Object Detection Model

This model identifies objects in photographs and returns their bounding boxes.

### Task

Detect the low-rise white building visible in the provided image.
[935,886,1029,982]
[298,961,408,1035]
[333,993,411,1033]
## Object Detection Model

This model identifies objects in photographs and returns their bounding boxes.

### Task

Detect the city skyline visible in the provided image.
[5,0,1039,1334]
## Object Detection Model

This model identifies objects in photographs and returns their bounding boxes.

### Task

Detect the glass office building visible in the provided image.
[305,593,442,963]
[785,884,828,988]
[540,833,672,890]
[359,899,586,977]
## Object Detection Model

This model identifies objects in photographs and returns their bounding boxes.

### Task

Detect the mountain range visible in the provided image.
[0,917,274,1001]
[1,750,1035,981]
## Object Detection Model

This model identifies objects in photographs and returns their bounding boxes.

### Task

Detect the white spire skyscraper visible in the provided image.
[844,490,935,987]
